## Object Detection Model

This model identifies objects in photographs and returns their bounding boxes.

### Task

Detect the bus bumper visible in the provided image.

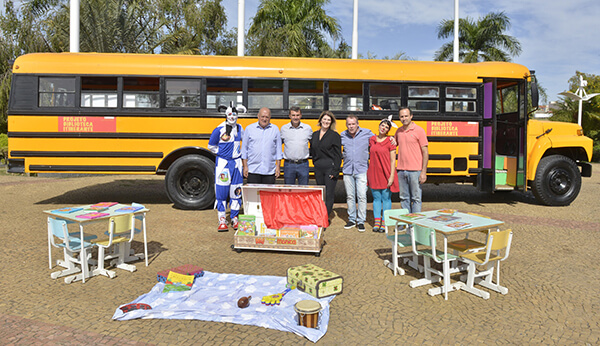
[8,159,25,174]
[579,161,592,177]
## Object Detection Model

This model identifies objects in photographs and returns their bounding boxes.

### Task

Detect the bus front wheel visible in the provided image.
[532,155,581,206]
[165,155,215,210]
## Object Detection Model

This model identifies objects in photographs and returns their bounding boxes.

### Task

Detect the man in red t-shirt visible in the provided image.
[394,107,429,212]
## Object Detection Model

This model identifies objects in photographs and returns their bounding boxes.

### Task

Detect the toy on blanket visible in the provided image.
[119,303,152,313]
[261,288,292,306]
[157,264,204,283]
[237,296,251,308]
[162,272,194,293]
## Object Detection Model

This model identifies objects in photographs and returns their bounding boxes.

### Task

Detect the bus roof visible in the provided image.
[13,52,531,83]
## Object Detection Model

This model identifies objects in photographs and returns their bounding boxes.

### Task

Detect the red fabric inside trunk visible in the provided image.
[259,190,329,229]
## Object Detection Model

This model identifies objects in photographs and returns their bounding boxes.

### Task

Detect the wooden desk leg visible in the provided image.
[143,212,148,267]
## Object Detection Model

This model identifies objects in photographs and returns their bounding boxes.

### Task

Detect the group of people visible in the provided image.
[208,105,428,233]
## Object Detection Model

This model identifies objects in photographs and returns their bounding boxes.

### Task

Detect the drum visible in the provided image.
[294,300,322,328]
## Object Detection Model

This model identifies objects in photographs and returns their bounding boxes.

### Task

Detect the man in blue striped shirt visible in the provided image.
[341,115,373,232]
[241,107,283,184]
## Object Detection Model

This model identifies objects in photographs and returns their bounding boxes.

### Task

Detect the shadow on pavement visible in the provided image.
[34,179,172,205]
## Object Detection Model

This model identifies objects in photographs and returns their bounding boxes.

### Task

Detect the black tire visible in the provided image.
[165,155,215,210]
[532,155,581,206]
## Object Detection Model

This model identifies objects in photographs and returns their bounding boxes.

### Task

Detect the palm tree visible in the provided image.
[247,0,340,57]
[45,0,162,53]
[434,11,521,63]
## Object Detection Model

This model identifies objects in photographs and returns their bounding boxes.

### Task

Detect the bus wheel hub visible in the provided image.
[549,170,570,195]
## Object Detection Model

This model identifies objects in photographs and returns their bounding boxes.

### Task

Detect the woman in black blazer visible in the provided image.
[310,111,342,219]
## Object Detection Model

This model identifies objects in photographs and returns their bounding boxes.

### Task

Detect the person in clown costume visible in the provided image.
[208,102,246,232]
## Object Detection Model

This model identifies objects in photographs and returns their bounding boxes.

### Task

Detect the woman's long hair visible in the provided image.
[317,111,337,131]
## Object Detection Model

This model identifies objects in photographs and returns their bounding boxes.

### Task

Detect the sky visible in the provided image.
[222,0,600,103]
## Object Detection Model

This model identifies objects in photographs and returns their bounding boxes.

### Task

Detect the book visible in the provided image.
[52,207,83,214]
[76,212,110,219]
[162,271,194,293]
[402,213,426,220]
[114,206,144,213]
[429,215,459,223]
[445,221,472,230]
[237,214,256,236]
[85,206,108,212]
[87,202,118,211]
[437,209,457,216]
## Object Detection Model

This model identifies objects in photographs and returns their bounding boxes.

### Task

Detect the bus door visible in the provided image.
[480,79,527,192]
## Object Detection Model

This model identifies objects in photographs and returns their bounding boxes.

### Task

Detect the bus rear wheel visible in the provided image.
[165,155,215,210]
[532,155,581,206]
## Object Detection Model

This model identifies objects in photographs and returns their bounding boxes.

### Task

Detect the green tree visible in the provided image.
[359,51,413,60]
[247,0,340,57]
[156,0,236,55]
[434,11,521,63]
[0,0,58,133]
[552,71,600,161]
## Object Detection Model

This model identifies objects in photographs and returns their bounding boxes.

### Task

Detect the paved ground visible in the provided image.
[0,165,599,345]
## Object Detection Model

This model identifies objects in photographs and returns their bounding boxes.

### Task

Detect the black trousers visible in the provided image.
[247,173,276,184]
[314,167,338,218]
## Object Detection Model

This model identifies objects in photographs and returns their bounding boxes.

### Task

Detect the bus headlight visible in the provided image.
[577,129,584,136]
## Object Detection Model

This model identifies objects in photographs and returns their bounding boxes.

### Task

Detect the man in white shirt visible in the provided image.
[280,107,313,185]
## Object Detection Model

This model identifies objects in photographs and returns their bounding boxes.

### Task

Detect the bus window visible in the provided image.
[123,77,159,108]
[369,83,401,111]
[289,80,323,110]
[248,79,283,109]
[81,76,117,108]
[39,77,76,107]
[408,86,439,112]
[329,81,363,111]
[446,87,476,112]
[166,79,201,108]
[496,83,519,114]
[207,78,242,109]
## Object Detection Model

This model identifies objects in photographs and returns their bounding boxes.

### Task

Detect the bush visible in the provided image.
[593,143,600,163]
[0,133,7,164]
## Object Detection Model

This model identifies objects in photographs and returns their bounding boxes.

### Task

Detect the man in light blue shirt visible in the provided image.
[241,107,283,184]
[280,106,313,185]
[341,115,373,232]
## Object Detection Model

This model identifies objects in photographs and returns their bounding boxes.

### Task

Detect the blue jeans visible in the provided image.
[371,188,392,221]
[343,173,367,224]
[397,170,422,213]
[283,161,309,185]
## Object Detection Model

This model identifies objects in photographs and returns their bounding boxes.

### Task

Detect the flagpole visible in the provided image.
[453,0,459,62]
[70,0,79,52]
[238,0,245,56]
[352,0,358,59]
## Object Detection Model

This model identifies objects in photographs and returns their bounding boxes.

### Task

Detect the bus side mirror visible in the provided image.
[530,71,539,109]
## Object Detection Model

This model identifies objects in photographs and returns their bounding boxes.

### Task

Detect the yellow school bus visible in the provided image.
[7,52,593,208]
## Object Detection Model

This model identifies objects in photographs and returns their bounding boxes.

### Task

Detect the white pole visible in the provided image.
[352,0,358,59]
[237,0,245,56]
[578,99,583,127]
[453,0,459,62]
[70,0,79,52]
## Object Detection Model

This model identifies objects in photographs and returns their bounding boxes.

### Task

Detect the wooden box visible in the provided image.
[232,184,326,255]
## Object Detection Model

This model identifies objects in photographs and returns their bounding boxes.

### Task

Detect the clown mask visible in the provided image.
[226,108,238,126]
